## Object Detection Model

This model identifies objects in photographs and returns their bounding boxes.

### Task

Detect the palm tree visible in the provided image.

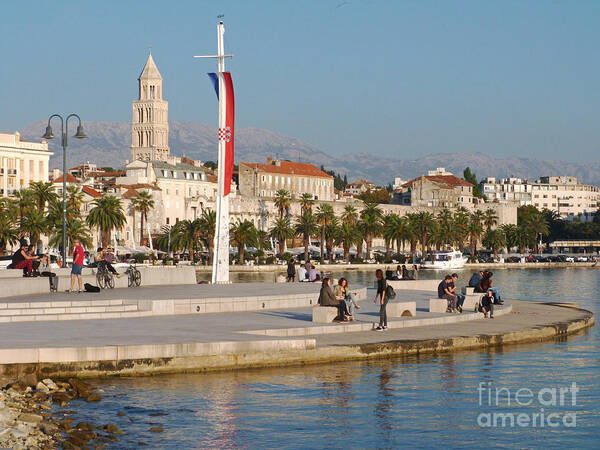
[155,225,173,253]
[295,210,318,263]
[172,219,202,261]
[86,195,126,247]
[382,213,400,257]
[49,217,92,254]
[29,181,56,210]
[274,189,292,219]
[482,228,506,259]
[315,203,335,261]
[468,210,485,258]
[299,193,315,214]
[412,211,435,260]
[341,204,358,225]
[500,224,518,252]
[0,198,18,221]
[336,222,360,262]
[436,208,454,247]
[324,217,339,259]
[359,202,383,259]
[13,188,34,219]
[197,209,216,263]
[132,190,155,245]
[0,213,19,255]
[255,229,271,252]
[523,212,549,253]
[19,209,48,247]
[452,208,470,250]
[66,186,85,215]
[270,217,294,255]
[483,208,499,231]
[230,219,257,264]
[404,213,420,262]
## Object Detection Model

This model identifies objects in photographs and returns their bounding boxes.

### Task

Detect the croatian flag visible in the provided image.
[208,72,235,196]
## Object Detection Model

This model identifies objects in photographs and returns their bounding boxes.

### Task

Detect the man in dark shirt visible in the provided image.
[468,270,484,291]
[11,243,39,276]
[437,274,457,312]
[450,273,466,313]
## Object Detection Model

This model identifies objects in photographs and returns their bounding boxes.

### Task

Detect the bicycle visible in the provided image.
[96,262,115,289]
[125,263,141,288]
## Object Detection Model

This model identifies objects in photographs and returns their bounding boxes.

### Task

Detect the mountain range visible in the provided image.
[13,120,600,186]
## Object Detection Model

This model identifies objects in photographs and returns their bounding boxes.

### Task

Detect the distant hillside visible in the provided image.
[14,120,600,186]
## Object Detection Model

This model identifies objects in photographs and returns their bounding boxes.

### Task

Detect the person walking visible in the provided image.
[70,239,85,293]
[374,269,388,331]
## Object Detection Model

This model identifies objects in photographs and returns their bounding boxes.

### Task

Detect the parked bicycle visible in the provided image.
[96,262,114,289]
[125,264,141,288]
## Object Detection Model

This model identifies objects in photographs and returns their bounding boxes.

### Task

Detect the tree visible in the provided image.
[382,213,400,257]
[357,189,391,204]
[404,213,420,262]
[452,207,470,250]
[336,222,360,262]
[13,188,34,219]
[155,225,173,253]
[483,208,499,230]
[0,213,19,255]
[29,181,56,210]
[468,210,485,257]
[66,186,85,216]
[359,202,383,259]
[204,161,218,170]
[19,209,48,247]
[341,204,358,225]
[295,210,318,263]
[172,219,202,261]
[299,193,315,214]
[197,209,216,263]
[482,228,506,259]
[500,224,518,251]
[463,167,483,199]
[86,195,126,247]
[230,219,257,264]
[411,211,435,262]
[269,217,294,255]
[522,212,549,253]
[315,203,335,261]
[274,189,292,219]
[49,217,92,254]
[0,198,18,221]
[132,190,155,245]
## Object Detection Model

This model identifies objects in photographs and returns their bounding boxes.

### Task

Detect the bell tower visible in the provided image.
[131,52,170,162]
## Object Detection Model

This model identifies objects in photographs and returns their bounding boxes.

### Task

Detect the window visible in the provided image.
[166,217,170,225]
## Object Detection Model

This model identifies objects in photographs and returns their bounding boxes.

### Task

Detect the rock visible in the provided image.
[68,379,94,398]
[85,393,101,403]
[58,418,73,431]
[18,413,43,424]
[117,411,126,417]
[18,373,38,388]
[51,392,72,404]
[75,422,96,431]
[55,381,71,389]
[41,378,58,390]
[35,382,50,393]
[101,424,121,434]
[70,430,97,441]
[63,441,82,450]
[149,427,164,432]
[9,383,25,392]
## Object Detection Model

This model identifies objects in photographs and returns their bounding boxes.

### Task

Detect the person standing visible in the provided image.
[286,259,295,282]
[374,269,388,331]
[70,239,85,293]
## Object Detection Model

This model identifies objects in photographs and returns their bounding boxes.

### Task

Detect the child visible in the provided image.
[479,289,495,319]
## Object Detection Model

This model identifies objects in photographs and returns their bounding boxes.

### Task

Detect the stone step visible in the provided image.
[0,299,125,310]
[0,309,152,323]
[0,303,138,316]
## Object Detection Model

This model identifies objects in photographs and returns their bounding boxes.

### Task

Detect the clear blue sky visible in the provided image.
[1,0,598,162]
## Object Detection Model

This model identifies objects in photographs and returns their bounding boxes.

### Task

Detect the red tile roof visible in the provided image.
[82,185,102,198]
[52,173,79,183]
[403,175,472,189]
[88,170,125,177]
[118,183,160,191]
[240,161,332,179]
[122,189,139,199]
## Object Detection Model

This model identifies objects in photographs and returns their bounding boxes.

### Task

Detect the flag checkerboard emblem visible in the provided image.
[218,127,232,142]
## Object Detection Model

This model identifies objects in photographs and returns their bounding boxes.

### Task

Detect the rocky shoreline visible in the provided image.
[0,374,123,449]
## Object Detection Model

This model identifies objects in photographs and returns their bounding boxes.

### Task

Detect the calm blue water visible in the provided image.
[66,268,599,449]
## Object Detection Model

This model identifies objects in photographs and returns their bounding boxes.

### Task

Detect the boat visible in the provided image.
[420,249,468,270]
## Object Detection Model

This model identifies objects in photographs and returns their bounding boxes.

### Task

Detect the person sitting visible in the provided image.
[27,245,41,275]
[479,289,495,318]
[450,273,466,313]
[412,264,419,280]
[402,264,415,280]
[333,277,360,319]
[437,274,458,313]
[10,242,39,277]
[318,277,348,321]
[395,265,403,280]
[103,247,120,277]
[480,271,503,305]
[385,266,395,280]
[469,270,485,292]
[297,263,307,282]
[308,264,320,282]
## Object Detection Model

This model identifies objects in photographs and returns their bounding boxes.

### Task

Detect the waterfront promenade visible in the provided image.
[0,280,593,383]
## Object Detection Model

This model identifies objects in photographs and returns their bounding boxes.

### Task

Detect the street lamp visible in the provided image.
[42,114,87,266]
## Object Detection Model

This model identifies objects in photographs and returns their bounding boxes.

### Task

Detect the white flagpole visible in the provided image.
[195,20,233,284]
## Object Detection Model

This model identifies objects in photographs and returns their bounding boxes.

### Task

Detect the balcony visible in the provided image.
[7,169,17,176]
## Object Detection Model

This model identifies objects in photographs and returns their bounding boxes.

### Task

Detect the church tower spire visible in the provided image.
[131,52,170,162]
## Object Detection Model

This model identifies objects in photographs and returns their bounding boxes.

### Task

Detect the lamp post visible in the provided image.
[42,114,87,266]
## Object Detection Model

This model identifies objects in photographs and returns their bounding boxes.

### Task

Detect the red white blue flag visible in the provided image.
[208,72,235,196]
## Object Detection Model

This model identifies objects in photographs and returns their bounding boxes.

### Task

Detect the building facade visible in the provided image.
[344,179,375,196]
[480,177,533,205]
[238,158,334,201]
[130,53,170,162]
[393,169,473,208]
[0,132,52,197]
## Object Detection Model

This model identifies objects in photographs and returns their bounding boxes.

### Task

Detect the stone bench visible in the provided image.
[312,306,338,323]
[429,298,449,313]
[388,301,416,317]
[461,286,475,295]
[462,294,479,311]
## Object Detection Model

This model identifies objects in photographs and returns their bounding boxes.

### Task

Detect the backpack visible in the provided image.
[84,283,101,293]
[386,285,396,300]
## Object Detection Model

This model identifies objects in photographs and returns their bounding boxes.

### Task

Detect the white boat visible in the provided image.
[421,249,468,270]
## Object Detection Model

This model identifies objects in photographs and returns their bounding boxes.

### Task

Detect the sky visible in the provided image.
[1,0,598,162]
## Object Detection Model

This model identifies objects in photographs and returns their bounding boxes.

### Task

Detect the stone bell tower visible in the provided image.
[130,52,170,162]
